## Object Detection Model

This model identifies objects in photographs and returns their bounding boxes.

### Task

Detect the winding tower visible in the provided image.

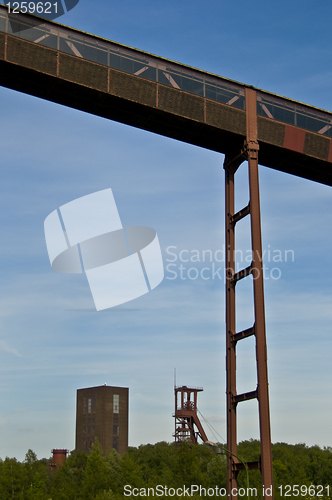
[173,385,208,445]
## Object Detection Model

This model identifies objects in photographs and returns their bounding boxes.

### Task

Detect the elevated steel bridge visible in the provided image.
[0,5,331,185]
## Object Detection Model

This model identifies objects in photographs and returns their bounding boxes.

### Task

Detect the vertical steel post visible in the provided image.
[225,157,238,496]
[246,89,273,496]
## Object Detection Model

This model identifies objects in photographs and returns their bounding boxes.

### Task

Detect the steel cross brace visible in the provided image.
[224,89,273,500]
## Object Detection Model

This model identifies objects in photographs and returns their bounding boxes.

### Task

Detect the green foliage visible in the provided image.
[127,441,174,485]
[81,439,114,499]
[24,449,48,500]
[206,454,227,487]
[49,451,85,500]
[94,491,114,500]
[0,457,26,499]
[1,440,332,499]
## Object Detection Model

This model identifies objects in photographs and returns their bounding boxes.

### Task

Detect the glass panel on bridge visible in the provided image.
[109,50,121,70]
[136,66,156,82]
[296,112,332,136]
[205,83,244,109]
[157,70,174,87]
[181,75,204,96]
[120,56,134,74]
[0,13,6,33]
[161,69,181,89]
[7,19,27,36]
[84,41,108,66]
[35,31,58,50]
[257,98,295,126]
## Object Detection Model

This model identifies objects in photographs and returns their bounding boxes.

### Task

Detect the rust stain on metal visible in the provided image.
[284,125,306,153]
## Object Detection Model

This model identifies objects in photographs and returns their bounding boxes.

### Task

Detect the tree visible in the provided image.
[49,450,87,500]
[24,449,48,500]
[81,439,113,500]
[0,457,25,500]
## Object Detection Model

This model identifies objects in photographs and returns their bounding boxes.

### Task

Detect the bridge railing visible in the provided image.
[1,5,332,138]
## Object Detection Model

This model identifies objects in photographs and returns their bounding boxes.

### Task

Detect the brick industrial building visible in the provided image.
[75,385,128,455]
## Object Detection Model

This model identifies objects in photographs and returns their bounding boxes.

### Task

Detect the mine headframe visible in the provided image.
[173,385,208,445]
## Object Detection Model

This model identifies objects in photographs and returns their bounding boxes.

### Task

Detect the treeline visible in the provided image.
[0,440,331,499]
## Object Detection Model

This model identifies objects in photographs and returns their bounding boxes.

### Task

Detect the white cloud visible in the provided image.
[0,340,22,357]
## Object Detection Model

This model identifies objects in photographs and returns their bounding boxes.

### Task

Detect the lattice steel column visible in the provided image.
[224,89,273,500]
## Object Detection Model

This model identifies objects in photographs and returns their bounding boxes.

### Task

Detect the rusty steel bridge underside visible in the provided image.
[1,5,331,499]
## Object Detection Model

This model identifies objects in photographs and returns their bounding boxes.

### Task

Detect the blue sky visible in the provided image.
[0,0,332,461]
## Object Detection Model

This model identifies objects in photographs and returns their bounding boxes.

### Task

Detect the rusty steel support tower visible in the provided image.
[224,89,273,500]
[173,386,208,445]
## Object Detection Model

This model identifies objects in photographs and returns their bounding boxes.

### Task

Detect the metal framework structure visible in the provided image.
[1,7,332,499]
[173,386,208,445]
[225,89,273,499]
